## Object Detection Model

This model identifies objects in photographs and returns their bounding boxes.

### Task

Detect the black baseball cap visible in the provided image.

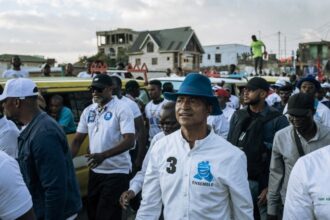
[286,93,314,116]
[91,74,112,89]
[246,77,269,92]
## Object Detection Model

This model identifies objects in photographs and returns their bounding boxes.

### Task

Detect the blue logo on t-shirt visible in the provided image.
[88,110,96,123]
[104,112,112,120]
[194,161,214,182]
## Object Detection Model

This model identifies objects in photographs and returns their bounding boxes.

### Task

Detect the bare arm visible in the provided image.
[71,132,87,158]
[134,116,147,168]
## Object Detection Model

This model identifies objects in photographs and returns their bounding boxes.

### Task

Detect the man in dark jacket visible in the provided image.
[228,77,289,220]
[0,78,82,220]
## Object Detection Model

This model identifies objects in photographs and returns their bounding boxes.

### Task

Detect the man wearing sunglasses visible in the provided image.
[71,74,135,220]
[267,93,330,219]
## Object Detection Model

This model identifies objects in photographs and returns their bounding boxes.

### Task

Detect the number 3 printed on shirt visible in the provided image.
[166,157,177,174]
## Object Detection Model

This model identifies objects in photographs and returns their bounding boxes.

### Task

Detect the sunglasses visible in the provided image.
[89,87,105,93]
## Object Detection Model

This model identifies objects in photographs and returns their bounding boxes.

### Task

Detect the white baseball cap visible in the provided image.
[0,78,38,101]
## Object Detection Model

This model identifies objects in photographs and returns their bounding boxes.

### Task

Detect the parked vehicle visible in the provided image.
[0,77,149,197]
[151,75,247,97]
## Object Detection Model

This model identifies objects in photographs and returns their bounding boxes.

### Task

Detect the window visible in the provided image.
[215,54,221,63]
[152,58,158,65]
[216,46,220,49]
[147,42,154,52]
[109,48,116,56]
[207,54,211,60]
[167,57,170,61]
[135,58,141,65]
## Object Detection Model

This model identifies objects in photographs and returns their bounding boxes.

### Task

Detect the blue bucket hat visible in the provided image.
[297,76,321,91]
[164,73,222,115]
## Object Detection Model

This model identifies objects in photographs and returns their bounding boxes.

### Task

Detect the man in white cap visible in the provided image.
[136,73,253,220]
[0,78,82,220]
[0,85,20,158]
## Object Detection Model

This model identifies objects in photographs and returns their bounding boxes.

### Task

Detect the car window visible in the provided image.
[68,92,92,122]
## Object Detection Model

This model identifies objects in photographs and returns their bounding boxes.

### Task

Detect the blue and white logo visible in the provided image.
[88,110,96,123]
[194,161,214,182]
[104,112,112,120]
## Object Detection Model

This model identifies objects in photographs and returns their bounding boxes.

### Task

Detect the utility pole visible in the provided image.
[278,31,281,59]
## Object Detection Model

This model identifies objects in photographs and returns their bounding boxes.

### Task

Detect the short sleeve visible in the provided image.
[76,107,89,133]
[118,105,135,135]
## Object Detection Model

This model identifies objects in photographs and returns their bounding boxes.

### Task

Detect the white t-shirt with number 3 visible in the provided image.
[136,128,253,220]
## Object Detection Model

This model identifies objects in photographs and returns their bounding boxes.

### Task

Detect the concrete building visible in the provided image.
[201,44,250,67]
[127,26,204,71]
[96,28,139,61]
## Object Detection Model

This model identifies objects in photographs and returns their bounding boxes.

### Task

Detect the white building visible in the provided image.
[201,44,250,67]
[128,27,204,71]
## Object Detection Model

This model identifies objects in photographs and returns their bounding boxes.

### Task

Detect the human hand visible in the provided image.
[86,153,106,169]
[258,187,268,205]
[119,190,136,209]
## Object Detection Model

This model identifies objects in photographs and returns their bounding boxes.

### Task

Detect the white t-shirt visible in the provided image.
[207,114,230,139]
[0,117,20,158]
[77,71,93,78]
[0,151,33,220]
[228,95,240,110]
[266,92,281,106]
[77,98,135,174]
[222,105,236,123]
[115,96,142,119]
[2,69,29,78]
[136,129,253,220]
[129,131,165,195]
[284,145,330,219]
[145,99,167,140]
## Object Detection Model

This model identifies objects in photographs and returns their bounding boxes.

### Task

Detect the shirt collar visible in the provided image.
[178,125,215,151]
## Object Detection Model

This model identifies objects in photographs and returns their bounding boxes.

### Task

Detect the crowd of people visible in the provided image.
[1,49,330,220]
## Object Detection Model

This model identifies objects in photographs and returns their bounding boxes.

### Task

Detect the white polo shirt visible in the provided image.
[136,129,253,220]
[0,151,32,220]
[0,117,20,158]
[284,145,330,219]
[207,114,230,139]
[145,99,167,140]
[115,96,142,119]
[129,131,165,195]
[2,69,29,78]
[77,98,135,174]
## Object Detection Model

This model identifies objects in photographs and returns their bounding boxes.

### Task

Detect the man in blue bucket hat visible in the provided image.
[136,73,253,220]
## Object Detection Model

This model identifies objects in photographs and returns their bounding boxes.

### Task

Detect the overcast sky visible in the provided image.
[0,0,329,64]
